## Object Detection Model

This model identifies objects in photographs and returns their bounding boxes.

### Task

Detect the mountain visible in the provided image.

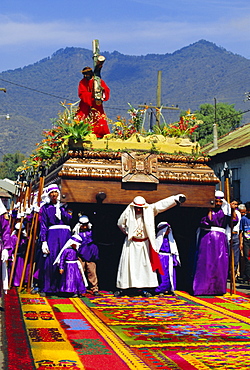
[0,39,250,157]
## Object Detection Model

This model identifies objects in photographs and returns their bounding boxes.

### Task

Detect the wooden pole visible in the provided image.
[138,70,179,128]
[18,216,35,292]
[8,184,29,289]
[225,177,236,294]
[8,217,24,289]
[26,173,45,292]
[156,71,162,127]
[19,168,45,292]
[213,97,218,150]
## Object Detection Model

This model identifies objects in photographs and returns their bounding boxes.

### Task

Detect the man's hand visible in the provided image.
[33,204,40,213]
[42,241,50,254]
[175,194,186,204]
[1,249,9,262]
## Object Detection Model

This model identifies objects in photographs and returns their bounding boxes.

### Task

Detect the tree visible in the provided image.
[0,152,26,180]
[194,103,242,146]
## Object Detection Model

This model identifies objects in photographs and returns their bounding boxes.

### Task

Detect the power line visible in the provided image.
[0,77,129,113]
[0,77,72,101]
[205,107,250,126]
[1,76,250,118]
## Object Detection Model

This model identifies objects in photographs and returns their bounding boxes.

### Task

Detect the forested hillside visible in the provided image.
[0,39,250,156]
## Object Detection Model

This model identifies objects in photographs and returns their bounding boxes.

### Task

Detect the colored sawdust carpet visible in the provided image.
[4,288,250,369]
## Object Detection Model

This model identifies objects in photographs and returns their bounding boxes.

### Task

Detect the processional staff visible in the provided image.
[19,165,45,292]
[8,173,28,289]
[223,163,236,295]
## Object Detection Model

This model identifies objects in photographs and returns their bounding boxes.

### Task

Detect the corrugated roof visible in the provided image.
[0,179,17,194]
[0,188,11,198]
[202,123,250,156]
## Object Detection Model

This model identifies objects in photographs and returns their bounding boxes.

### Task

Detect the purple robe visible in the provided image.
[58,247,86,294]
[9,234,29,286]
[193,209,230,296]
[40,203,72,293]
[0,213,11,295]
[155,237,179,293]
[77,231,99,262]
[0,214,11,251]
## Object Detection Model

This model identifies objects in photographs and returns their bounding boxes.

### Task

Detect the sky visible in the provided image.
[1,0,250,73]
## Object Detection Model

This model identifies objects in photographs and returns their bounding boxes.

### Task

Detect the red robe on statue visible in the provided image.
[77,77,110,138]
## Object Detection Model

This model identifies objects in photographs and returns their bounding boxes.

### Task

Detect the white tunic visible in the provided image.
[116,196,178,289]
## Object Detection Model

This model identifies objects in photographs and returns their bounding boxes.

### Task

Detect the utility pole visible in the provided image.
[138,70,179,128]
[213,97,218,150]
[0,88,10,119]
[156,70,162,126]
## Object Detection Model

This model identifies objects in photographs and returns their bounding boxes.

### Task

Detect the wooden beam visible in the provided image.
[61,178,214,207]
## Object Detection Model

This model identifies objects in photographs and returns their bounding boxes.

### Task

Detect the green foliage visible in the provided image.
[0,152,26,180]
[19,101,93,172]
[127,103,147,132]
[55,101,92,142]
[194,103,242,146]
[60,120,92,142]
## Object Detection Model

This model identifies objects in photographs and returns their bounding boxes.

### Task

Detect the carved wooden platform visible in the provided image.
[45,149,219,207]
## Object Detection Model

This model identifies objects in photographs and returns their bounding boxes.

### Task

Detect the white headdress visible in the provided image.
[72,215,92,234]
[215,190,231,216]
[12,221,26,237]
[156,222,180,263]
[43,184,61,219]
[0,198,7,216]
[53,235,82,265]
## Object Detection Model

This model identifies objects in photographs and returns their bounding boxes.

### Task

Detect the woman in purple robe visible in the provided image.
[154,222,180,296]
[39,184,72,295]
[193,191,231,296]
[54,235,86,297]
[73,215,100,296]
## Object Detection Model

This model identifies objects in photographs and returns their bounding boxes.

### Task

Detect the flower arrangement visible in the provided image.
[18,101,92,172]
[127,103,146,132]
[153,110,200,138]
[110,103,147,139]
[17,104,202,174]
[111,116,137,140]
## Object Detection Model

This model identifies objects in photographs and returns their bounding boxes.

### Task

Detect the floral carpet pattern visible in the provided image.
[4,289,250,369]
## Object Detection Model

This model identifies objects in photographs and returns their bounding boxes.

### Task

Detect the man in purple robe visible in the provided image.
[193,190,231,296]
[0,199,11,295]
[9,222,29,287]
[39,184,72,295]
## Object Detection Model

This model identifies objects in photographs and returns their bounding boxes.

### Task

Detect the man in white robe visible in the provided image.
[115,194,186,297]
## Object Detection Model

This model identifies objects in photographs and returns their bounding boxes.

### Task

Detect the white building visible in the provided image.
[203,123,250,203]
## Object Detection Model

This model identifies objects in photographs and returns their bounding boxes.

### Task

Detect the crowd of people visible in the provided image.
[193,191,250,296]
[0,184,249,298]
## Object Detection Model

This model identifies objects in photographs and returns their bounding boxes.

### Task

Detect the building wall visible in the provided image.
[210,156,250,203]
